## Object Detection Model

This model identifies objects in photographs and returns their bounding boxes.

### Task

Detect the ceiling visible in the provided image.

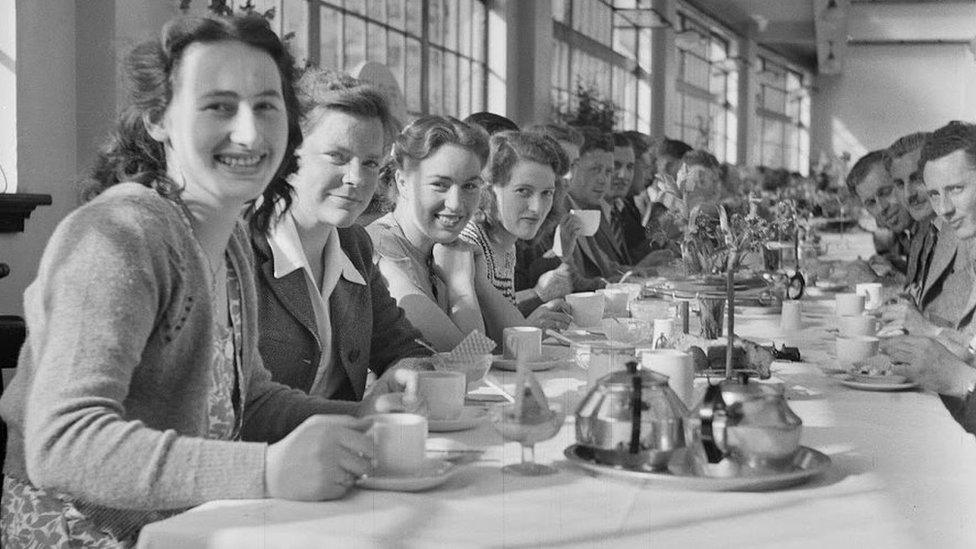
[686,0,975,72]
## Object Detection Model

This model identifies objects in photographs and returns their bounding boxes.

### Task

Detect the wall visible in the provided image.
[0,0,16,194]
[0,0,180,317]
[811,44,976,163]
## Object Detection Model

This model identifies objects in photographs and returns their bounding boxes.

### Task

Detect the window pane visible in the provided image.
[458,0,472,57]
[405,0,423,37]
[346,0,365,16]
[471,61,485,112]
[472,1,486,63]
[367,0,385,21]
[367,22,386,64]
[387,32,406,95]
[459,59,472,118]
[444,51,458,116]
[429,0,442,45]
[406,37,422,113]
[387,0,405,31]
[429,48,443,115]
[443,0,457,52]
[319,6,341,70]
[344,16,366,68]
[281,0,309,67]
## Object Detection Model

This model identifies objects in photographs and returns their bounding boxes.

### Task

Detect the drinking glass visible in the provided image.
[490,402,565,475]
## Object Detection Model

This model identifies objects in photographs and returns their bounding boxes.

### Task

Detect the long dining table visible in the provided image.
[138,230,976,549]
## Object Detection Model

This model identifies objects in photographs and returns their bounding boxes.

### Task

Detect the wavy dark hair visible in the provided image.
[377,115,490,211]
[83,15,302,234]
[479,131,569,237]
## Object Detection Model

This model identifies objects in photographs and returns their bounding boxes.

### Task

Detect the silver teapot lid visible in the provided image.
[601,367,670,387]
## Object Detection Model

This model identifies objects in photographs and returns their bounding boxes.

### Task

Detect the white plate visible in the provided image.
[357,459,456,492]
[564,445,830,491]
[814,280,848,291]
[491,355,569,372]
[428,406,488,432]
[834,374,919,391]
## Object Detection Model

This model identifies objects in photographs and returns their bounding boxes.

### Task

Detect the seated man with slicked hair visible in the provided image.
[846,149,915,274]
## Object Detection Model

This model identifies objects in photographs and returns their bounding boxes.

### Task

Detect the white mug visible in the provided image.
[416,371,465,421]
[835,293,865,317]
[566,292,606,327]
[369,413,427,476]
[855,282,883,311]
[835,335,880,365]
[503,326,543,361]
[569,209,601,236]
[840,314,877,336]
[640,349,694,408]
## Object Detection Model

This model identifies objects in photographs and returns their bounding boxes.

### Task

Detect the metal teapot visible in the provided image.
[690,375,802,472]
[575,361,688,470]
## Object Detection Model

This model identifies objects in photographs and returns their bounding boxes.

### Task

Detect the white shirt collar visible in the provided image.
[267,212,366,286]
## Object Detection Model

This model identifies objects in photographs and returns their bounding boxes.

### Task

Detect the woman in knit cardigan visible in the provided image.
[0,15,384,547]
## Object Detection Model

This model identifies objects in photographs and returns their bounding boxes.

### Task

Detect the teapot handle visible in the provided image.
[698,382,727,463]
[627,361,643,455]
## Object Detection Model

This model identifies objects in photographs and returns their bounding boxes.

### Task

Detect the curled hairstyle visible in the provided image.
[655,138,692,161]
[378,115,490,211]
[480,131,569,234]
[84,15,303,235]
[253,67,398,232]
[919,121,976,174]
[682,149,720,171]
[845,149,888,195]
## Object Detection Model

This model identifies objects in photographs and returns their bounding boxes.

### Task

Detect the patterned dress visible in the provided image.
[0,256,242,548]
[459,220,517,304]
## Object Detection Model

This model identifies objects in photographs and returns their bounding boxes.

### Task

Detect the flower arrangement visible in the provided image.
[682,204,775,275]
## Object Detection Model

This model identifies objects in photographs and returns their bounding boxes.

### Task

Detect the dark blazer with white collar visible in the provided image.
[251,224,431,401]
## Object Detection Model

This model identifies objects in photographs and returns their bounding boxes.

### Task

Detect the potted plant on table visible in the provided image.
[682,204,775,378]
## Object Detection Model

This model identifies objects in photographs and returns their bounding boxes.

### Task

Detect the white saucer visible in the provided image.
[428,406,488,432]
[491,355,569,372]
[834,374,919,392]
[426,438,486,464]
[357,459,456,492]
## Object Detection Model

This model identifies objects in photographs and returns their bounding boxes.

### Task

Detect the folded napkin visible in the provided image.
[448,330,496,360]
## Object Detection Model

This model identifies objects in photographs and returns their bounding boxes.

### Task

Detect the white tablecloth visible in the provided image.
[138,291,976,549]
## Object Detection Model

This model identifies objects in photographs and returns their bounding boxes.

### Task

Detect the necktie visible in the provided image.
[610,205,626,260]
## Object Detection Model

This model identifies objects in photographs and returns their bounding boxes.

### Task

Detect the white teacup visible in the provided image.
[840,314,878,336]
[369,413,427,476]
[856,282,883,311]
[503,326,543,361]
[416,371,465,421]
[835,293,865,317]
[835,335,880,365]
[597,288,630,317]
[566,292,606,327]
[569,209,601,236]
[640,349,694,408]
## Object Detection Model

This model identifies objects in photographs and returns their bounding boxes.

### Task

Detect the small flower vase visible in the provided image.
[697,296,725,339]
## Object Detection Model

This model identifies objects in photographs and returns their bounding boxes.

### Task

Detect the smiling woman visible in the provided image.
[0,15,406,548]
[365,116,491,351]
[458,131,575,337]
[249,68,432,401]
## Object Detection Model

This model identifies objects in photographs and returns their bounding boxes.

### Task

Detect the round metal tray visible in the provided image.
[564,444,830,491]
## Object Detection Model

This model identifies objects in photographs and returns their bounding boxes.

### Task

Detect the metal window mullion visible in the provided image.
[420,0,430,115]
